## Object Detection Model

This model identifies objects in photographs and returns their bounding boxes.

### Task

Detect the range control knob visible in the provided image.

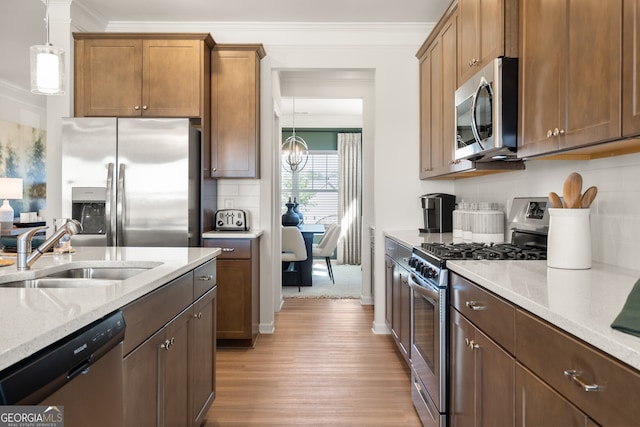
[217,220,224,227]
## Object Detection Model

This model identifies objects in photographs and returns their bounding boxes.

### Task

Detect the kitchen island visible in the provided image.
[0,246,220,371]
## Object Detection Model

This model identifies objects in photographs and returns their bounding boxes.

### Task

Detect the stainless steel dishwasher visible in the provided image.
[0,310,125,427]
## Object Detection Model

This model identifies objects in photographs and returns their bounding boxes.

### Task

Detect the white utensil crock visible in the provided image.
[547,208,592,269]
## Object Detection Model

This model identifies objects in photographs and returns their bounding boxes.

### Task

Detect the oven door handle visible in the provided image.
[410,274,440,301]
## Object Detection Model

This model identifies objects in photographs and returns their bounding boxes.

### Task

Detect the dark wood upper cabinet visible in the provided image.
[210,44,265,179]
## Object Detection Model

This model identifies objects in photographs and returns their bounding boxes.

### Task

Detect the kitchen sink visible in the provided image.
[0,263,159,289]
[44,267,150,280]
[0,278,121,288]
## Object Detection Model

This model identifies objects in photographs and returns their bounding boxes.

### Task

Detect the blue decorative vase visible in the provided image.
[292,198,304,224]
[282,202,300,226]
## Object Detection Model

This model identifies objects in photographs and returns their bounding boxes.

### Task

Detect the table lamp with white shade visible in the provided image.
[0,178,23,230]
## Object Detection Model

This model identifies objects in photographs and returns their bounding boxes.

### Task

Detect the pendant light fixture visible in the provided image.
[30,0,65,95]
[282,98,309,172]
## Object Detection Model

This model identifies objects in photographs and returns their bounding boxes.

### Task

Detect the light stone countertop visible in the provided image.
[0,246,220,371]
[202,229,264,239]
[383,230,640,372]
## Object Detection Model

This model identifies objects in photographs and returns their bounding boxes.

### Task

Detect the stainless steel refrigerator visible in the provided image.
[61,117,201,247]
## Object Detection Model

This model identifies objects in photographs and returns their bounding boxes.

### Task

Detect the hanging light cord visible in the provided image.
[45,0,51,46]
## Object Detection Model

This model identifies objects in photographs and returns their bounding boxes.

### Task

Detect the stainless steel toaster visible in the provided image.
[213,209,248,231]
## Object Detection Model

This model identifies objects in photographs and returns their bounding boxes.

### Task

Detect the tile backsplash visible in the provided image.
[216,179,261,231]
[452,152,640,271]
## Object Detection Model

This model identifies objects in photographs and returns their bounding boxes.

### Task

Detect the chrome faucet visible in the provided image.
[16,219,82,270]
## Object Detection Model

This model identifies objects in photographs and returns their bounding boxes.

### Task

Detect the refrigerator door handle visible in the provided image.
[117,163,125,246]
[105,163,115,246]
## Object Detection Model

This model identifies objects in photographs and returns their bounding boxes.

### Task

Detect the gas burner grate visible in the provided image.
[420,242,546,261]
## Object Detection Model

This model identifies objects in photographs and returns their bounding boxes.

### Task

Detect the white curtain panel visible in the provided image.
[338,133,362,265]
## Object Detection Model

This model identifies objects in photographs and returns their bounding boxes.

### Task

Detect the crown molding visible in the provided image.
[105,21,435,47]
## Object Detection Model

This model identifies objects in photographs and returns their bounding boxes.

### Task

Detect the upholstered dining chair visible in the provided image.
[312,223,341,284]
[281,226,307,291]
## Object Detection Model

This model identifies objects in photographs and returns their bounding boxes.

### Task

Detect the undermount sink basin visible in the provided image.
[0,264,157,289]
[44,267,150,280]
[1,278,121,288]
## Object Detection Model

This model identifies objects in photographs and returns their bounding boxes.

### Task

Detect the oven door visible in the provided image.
[410,273,448,414]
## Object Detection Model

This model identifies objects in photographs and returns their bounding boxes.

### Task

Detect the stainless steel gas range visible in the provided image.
[408,197,550,427]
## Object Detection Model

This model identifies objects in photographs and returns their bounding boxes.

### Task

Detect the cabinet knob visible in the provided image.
[563,370,600,392]
[211,168,217,173]
[134,106,140,110]
[142,105,148,110]
[468,58,479,68]
[194,312,203,319]
[547,129,553,138]
[465,338,479,350]
[465,300,483,311]
[553,128,565,137]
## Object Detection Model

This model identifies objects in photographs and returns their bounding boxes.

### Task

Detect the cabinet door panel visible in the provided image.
[479,0,504,64]
[78,39,143,117]
[516,363,589,427]
[144,40,201,117]
[562,0,621,149]
[217,259,252,338]
[123,329,164,427]
[191,288,217,426]
[458,0,479,82]
[623,0,640,136]
[518,0,564,157]
[211,48,260,178]
[475,328,514,427]
[450,310,476,427]
[419,52,433,178]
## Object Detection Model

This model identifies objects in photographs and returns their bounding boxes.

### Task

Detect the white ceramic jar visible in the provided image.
[547,208,592,269]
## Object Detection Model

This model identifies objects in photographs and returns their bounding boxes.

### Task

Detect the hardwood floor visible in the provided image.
[204,299,422,426]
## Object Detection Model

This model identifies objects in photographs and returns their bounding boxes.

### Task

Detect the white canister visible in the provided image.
[472,209,505,243]
[547,208,592,269]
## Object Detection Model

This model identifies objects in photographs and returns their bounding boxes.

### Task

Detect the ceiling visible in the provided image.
[1,0,449,115]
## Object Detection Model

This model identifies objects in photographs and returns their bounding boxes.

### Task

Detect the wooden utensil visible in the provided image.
[580,186,598,208]
[563,172,583,208]
[548,192,564,208]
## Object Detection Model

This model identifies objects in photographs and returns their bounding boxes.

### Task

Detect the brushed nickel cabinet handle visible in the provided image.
[465,338,479,350]
[563,370,599,392]
[221,248,235,252]
[198,275,214,281]
[465,301,483,311]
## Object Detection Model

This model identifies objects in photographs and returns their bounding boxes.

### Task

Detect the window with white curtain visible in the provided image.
[281,150,338,223]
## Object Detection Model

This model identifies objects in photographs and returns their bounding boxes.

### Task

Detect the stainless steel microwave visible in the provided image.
[454,57,518,162]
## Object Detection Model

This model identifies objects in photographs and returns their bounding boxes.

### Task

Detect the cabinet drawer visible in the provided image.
[204,238,251,259]
[122,272,193,356]
[516,309,640,426]
[450,272,515,354]
[397,243,411,270]
[193,259,216,299]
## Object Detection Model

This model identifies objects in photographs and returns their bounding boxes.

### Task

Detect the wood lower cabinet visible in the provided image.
[518,0,622,158]
[450,272,515,427]
[190,286,217,427]
[122,259,217,427]
[210,45,265,178]
[204,237,260,347]
[74,33,214,118]
[452,270,640,426]
[383,237,410,364]
[516,363,594,427]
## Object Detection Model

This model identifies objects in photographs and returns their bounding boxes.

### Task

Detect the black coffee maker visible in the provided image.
[420,193,456,233]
